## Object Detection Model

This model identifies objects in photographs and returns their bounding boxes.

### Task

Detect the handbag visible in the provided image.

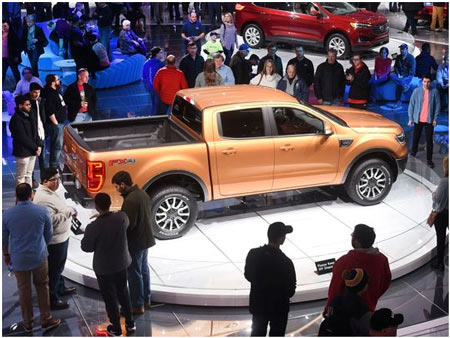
[427,210,438,226]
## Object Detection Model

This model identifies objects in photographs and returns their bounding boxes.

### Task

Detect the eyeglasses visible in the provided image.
[47,176,60,182]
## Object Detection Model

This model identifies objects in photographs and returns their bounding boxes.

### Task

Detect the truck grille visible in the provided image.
[372,22,388,34]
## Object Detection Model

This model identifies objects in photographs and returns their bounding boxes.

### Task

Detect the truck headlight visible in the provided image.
[395,132,406,144]
[350,22,371,29]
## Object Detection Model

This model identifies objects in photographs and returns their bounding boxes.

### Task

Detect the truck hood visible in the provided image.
[318,106,403,134]
[339,9,386,25]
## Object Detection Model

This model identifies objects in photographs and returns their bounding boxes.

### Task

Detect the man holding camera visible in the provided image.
[34,167,78,310]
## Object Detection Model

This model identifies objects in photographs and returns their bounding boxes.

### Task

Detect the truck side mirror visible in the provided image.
[323,123,333,136]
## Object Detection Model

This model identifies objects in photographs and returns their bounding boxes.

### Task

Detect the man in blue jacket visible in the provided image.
[408,74,441,168]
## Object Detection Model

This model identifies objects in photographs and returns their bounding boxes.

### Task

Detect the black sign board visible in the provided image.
[315,258,336,275]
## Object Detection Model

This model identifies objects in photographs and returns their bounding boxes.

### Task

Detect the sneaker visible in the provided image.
[132,306,145,315]
[106,324,122,337]
[23,323,33,333]
[42,318,61,333]
[125,321,136,333]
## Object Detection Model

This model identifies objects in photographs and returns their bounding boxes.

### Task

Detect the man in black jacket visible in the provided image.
[112,171,155,315]
[27,83,47,178]
[9,95,43,186]
[287,45,314,88]
[42,74,67,169]
[314,49,346,106]
[21,14,48,78]
[346,53,371,109]
[81,193,135,337]
[179,41,205,88]
[230,43,252,85]
[64,68,97,122]
[245,222,296,337]
[257,43,283,77]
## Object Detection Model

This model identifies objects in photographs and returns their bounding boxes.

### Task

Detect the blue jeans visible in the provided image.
[149,87,160,116]
[322,98,340,106]
[369,75,389,101]
[223,46,234,66]
[98,26,112,60]
[127,249,150,308]
[390,74,413,101]
[74,112,93,122]
[158,102,172,115]
[28,49,40,78]
[48,123,64,168]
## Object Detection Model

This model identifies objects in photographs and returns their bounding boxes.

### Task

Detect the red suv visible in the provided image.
[235,2,389,58]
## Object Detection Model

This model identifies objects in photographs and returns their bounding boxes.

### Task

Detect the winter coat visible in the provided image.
[230,52,252,85]
[9,108,42,157]
[120,185,155,252]
[277,76,309,102]
[346,62,372,104]
[63,82,97,122]
[287,56,315,87]
[21,25,48,56]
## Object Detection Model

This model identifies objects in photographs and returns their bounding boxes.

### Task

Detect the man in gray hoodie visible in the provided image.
[34,167,78,310]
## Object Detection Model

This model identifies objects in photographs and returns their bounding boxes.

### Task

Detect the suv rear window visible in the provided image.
[219,108,265,138]
[254,2,293,11]
[172,96,203,136]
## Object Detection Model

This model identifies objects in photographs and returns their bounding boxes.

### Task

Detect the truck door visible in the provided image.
[212,108,274,196]
[269,106,339,190]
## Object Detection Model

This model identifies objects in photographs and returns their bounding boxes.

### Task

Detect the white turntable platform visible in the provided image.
[62,168,439,306]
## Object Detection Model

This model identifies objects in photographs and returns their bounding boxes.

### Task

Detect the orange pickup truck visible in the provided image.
[63,85,408,239]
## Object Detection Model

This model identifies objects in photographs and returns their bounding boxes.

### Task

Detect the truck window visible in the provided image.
[219,108,265,138]
[272,107,324,136]
[172,96,203,136]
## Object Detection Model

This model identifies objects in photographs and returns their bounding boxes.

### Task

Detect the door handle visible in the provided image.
[280,145,294,151]
[222,148,236,155]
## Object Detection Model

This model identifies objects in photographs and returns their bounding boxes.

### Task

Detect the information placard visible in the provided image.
[315,258,336,275]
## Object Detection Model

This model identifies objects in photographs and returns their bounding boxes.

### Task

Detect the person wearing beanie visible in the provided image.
[370,308,404,336]
[319,268,371,336]
[325,224,391,314]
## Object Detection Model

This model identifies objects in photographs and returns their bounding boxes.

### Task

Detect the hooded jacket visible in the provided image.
[33,185,77,245]
[9,107,43,157]
[230,52,252,85]
[325,247,391,313]
[346,62,371,104]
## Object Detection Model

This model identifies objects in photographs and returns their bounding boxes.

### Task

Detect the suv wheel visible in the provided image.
[345,159,393,206]
[149,185,198,240]
[326,33,350,58]
[243,24,264,48]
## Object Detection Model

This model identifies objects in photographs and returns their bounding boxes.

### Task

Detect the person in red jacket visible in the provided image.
[324,224,391,314]
[153,55,188,115]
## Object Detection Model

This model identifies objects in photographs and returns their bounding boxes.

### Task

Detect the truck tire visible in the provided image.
[243,24,265,49]
[326,33,350,59]
[344,159,393,206]
[149,186,198,240]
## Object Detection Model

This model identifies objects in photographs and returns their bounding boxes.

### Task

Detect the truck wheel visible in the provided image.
[243,24,264,49]
[149,186,198,240]
[326,33,350,59]
[345,159,393,206]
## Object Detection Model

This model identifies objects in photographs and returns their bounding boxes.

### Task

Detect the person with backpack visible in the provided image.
[319,268,371,336]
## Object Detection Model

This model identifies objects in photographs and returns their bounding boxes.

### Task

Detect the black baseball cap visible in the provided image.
[370,308,404,331]
[268,222,293,240]
[399,43,408,50]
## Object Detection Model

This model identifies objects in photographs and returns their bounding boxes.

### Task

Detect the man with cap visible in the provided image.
[230,43,252,85]
[325,224,391,314]
[370,308,404,336]
[244,222,296,336]
[389,43,416,109]
[202,32,223,60]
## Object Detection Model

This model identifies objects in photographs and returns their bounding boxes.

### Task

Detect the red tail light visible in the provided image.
[235,4,245,11]
[86,160,105,192]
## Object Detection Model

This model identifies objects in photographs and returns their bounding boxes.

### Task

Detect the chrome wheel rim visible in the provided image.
[329,37,346,57]
[357,167,386,200]
[245,27,260,47]
[155,196,190,232]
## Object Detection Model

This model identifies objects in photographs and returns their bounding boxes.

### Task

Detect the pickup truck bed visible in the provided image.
[69,116,196,151]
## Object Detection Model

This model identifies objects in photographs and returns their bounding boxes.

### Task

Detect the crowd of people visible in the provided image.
[2,2,449,336]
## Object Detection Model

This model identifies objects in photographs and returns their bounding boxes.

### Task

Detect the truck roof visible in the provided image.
[177,85,298,111]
